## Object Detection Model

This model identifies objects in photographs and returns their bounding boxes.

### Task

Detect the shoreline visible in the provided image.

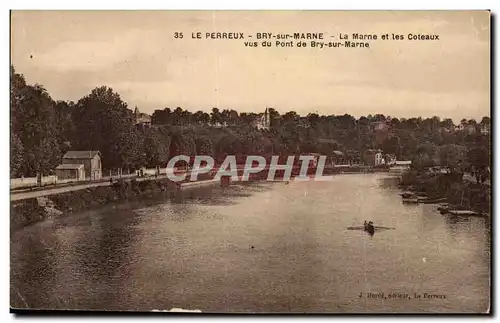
[10,169,394,231]
[398,169,491,217]
[10,177,223,232]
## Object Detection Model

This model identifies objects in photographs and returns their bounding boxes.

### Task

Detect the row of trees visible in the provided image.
[10,66,491,178]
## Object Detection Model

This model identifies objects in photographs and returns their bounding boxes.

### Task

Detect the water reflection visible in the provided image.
[11,174,490,313]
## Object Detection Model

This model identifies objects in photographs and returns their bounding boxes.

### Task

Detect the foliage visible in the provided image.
[10,65,491,177]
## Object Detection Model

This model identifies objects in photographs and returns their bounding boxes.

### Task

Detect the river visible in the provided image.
[10,173,490,313]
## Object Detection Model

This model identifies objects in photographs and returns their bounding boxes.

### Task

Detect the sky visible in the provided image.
[11,10,490,122]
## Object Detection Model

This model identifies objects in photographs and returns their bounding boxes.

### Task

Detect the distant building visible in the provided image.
[364,149,385,166]
[55,164,85,181]
[440,126,455,133]
[480,123,490,135]
[134,107,152,128]
[253,108,270,130]
[299,117,310,129]
[465,124,476,134]
[62,150,102,180]
[456,122,476,134]
[371,121,388,132]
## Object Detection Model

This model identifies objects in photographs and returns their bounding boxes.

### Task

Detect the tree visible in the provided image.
[412,142,439,170]
[11,82,60,176]
[467,146,490,170]
[381,136,401,156]
[228,109,240,126]
[480,116,490,124]
[439,144,467,169]
[440,118,454,129]
[10,133,24,177]
[211,107,222,126]
[73,86,139,170]
[55,100,75,149]
[141,128,170,167]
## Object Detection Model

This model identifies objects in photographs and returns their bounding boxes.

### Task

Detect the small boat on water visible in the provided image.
[347,225,395,232]
[447,210,486,217]
[418,196,447,204]
[437,203,453,214]
[402,197,419,204]
[436,203,487,217]
[437,191,487,217]
[401,193,419,204]
[400,192,414,198]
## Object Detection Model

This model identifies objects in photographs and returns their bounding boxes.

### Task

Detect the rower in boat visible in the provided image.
[364,221,375,235]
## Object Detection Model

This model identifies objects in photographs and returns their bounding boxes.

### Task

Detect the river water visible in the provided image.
[10,173,490,313]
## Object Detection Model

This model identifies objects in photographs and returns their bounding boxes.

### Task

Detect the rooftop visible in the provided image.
[63,150,100,159]
[56,164,84,170]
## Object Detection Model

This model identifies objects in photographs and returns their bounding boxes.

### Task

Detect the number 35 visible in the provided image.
[174,32,184,39]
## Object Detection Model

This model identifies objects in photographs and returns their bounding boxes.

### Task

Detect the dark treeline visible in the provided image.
[10,66,491,178]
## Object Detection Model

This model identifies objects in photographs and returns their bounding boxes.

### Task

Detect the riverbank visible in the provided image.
[10,176,222,231]
[399,170,491,215]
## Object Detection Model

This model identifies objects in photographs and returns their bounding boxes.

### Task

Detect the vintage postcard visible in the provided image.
[10,10,491,314]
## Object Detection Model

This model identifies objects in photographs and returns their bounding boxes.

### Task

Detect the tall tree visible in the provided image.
[10,133,24,177]
[11,75,60,176]
[73,86,139,169]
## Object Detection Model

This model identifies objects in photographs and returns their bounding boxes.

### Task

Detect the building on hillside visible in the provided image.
[298,117,310,129]
[456,123,476,134]
[253,108,270,130]
[371,121,388,132]
[480,122,490,135]
[62,150,102,180]
[440,126,455,133]
[134,107,152,128]
[55,164,85,181]
[465,124,476,134]
[364,149,385,166]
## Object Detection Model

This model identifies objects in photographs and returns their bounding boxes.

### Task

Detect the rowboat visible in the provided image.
[417,196,447,204]
[402,197,419,204]
[346,226,395,231]
[447,210,486,217]
[437,203,452,214]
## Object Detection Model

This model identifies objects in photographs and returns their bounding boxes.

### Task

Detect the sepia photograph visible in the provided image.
[9,10,491,314]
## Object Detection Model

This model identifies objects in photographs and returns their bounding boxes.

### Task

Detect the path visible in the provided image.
[10,174,172,202]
